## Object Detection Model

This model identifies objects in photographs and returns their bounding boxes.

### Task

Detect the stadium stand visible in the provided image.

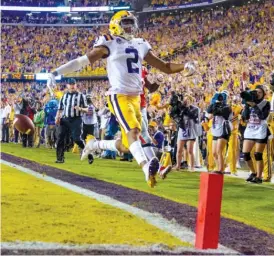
[150,0,206,8]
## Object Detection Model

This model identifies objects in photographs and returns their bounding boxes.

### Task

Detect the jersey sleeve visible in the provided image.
[143,39,152,57]
[93,35,112,58]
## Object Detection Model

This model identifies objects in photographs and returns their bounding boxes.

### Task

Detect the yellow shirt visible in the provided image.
[231,104,243,130]
[54,90,64,100]
[163,110,171,126]
[9,108,15,121]
[150,92,161,106]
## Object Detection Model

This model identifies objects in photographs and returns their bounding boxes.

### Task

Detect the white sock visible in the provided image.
[94,140,118,152]
[143,146,156,161]
[143,146,162,172]
[129,141,148,165]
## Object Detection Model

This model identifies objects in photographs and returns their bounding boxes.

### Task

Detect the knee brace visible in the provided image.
[254,152,263,161]
[243,152,251,161]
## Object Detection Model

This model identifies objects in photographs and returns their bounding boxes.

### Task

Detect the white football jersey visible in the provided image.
[94,35,151,95]
[244,101,269,140]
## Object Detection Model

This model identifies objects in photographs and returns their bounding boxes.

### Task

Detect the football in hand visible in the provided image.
[183,62,196,77]
[13,114,35,135]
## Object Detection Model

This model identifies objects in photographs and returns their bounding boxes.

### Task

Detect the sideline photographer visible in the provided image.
[170,92,201,171]
[207,91,232,174]
[82,94,98,140]
[241,85,270,184]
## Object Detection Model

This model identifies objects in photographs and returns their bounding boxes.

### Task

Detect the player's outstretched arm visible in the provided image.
[47,46,108,96]
[144,51,185,74]
[51,47,108,77]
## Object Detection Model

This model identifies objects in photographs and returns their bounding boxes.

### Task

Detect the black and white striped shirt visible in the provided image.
[58,92,87,118]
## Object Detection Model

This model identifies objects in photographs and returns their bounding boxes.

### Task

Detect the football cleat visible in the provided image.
[158,165,172,180]
[144,157,159,188]
[88,154,94,165]
[81,139,97,161]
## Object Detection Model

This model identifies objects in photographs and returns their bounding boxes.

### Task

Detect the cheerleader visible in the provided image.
[242,85,271,183]
[175,95,201,171]
[207,91,232,174]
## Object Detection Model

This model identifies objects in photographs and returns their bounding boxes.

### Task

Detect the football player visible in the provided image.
[48,11,195,188]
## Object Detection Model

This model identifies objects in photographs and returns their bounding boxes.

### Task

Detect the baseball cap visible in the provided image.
[67,78,77,85]
[149,121,158,127]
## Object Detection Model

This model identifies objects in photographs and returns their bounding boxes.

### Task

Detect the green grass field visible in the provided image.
[2,143,274,234]
[1,164,187,247]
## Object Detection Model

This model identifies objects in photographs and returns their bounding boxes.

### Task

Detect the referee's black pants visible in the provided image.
[82,123,95,141]
[56,117,85,161]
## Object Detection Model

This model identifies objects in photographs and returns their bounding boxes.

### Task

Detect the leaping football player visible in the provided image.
[48,11,196,188]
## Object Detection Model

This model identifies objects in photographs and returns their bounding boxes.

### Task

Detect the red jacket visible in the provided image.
[140,66,148,109]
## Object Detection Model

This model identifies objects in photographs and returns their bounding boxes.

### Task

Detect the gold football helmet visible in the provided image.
[109,11,138,40]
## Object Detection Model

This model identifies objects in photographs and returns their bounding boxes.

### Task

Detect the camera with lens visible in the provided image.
[169,91,184,122]
[211,92,227,105]
[270,72,274,92]
[240,89,258,104]
[210,92,229,117]
[86,94,92,104]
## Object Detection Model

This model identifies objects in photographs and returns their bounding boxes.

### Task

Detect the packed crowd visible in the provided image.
[2,1,272,76]
[150,0,205,8]
[1,26,109,74]
[73,0,130,7]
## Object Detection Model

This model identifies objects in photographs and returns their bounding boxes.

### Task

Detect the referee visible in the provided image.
[55,78,88,163]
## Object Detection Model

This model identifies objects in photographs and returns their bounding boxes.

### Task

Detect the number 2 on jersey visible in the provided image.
[125,48,139,74]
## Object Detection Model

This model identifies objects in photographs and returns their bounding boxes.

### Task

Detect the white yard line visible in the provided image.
[1,241,237,254]
[1,160,238,254]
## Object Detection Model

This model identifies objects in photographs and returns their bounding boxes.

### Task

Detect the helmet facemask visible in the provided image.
[120,16,138,40]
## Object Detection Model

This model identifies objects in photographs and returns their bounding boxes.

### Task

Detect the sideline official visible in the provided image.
[55,78,87,163]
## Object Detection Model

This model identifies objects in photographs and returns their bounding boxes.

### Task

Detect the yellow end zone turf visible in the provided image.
[2,144,274,234]
[1,164,189,247]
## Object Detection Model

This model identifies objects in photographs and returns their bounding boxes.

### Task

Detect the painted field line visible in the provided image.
[1,241,237,254]
[1,160,238,254]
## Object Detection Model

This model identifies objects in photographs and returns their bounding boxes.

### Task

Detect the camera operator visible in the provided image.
[171,94,201,171]
[207,91,232,174]
[241,85,270,184]
[82,94,98,140]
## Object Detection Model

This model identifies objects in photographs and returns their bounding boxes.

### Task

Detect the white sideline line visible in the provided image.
[1,242,237,254]
[1,160,238,254]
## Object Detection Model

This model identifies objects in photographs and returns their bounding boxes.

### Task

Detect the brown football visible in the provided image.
[13,114,35,135]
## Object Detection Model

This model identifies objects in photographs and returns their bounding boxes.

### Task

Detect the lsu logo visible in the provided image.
[116,38,123,44]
